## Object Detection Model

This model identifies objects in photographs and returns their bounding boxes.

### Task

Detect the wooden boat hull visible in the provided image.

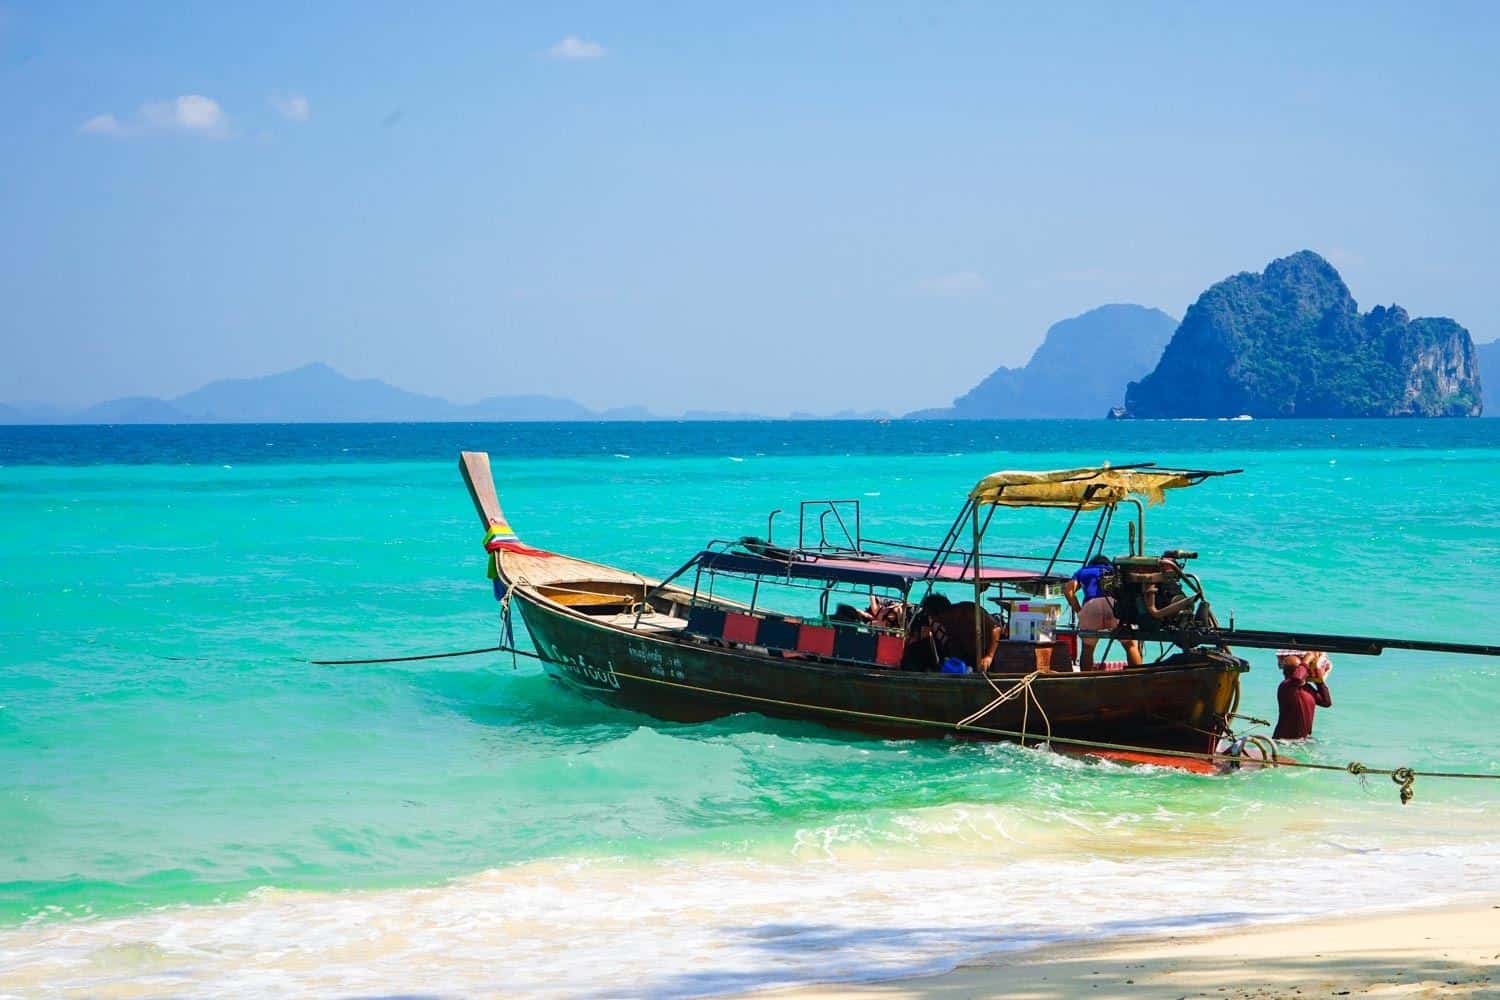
[458,450,1244,764]
[512,586,1242,757]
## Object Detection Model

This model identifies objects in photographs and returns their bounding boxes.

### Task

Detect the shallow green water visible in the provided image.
[2,421,1497,996]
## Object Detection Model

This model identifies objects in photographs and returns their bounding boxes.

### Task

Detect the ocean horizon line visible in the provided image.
[3,413,1498,429]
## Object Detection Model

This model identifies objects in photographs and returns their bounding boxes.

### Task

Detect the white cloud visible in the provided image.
[78,113,129,137]
[140,94,227,135]
[549,35,605,60]
[82,94,228,139]
[270,92,310,122]
[919,271,987,296]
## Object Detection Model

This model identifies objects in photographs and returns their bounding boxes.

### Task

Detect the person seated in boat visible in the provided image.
[1272,650,1333,740]
[1063,555,1142,670]
[900,593,1000,672]
[830,603,867,624]
[866,596,906,631]
[900,598,942,672]
[831,597,905,629]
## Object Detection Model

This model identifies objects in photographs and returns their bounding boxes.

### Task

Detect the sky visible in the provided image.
[2,2,1498,414]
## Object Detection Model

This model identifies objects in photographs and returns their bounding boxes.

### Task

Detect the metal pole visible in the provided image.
[1125,498,1145,554]
[924,499,972,582]
[828,502,857,552]
[972,501,984,671]
[1043,496,1089,577]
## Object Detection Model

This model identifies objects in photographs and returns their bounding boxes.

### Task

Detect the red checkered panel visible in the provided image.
[874,634,905,666]
[722,612,760,644]
[795,624,836,657]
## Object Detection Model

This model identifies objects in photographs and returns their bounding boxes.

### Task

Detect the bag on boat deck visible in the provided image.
[939,657,971,674]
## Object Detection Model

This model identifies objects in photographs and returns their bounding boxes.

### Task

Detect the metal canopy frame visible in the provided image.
[796,499,864,554]
[645,462,1242,666]
[953,462,1242,670]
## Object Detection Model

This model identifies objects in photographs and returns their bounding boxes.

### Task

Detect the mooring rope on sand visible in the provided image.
[306,641,1500,803]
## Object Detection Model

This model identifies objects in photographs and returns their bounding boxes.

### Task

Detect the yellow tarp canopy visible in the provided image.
[968,466,1195,508]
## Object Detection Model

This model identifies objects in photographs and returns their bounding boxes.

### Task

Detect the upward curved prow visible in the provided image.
[459,451,505,529]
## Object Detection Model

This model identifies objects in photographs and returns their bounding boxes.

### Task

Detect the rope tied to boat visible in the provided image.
[1229,712,1272,727]
[308,645,503,666]
[1343,760,1417,802]
[495,574,527,671]
[1392,766,1417,805]
[307,639,1499,804]
[957,670,1052,747]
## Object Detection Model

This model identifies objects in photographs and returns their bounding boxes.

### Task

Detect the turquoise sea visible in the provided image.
[2,420,1498,997]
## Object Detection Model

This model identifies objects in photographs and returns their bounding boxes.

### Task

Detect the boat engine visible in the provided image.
[1110,552,1216,635]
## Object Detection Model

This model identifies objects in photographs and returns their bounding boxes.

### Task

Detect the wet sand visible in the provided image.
[772,899,1500,999]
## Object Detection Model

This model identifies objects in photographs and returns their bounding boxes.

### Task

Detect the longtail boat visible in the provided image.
[457,453,1500,770]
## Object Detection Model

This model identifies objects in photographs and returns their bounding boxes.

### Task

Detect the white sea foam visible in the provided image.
[2,807,1495,999]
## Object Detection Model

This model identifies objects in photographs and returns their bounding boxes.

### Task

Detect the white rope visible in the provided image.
[497,571,530,669]
[957,670,1052,747]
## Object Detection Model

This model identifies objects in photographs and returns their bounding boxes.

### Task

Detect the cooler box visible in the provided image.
[1009,603,1061,643]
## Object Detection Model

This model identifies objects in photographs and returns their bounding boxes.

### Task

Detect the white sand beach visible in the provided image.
[777,899,1500,999]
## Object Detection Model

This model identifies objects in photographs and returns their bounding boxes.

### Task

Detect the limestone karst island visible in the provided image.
[1120,250,1482,419]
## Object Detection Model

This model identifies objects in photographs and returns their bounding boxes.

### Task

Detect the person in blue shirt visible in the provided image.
[1063,555,1142,669]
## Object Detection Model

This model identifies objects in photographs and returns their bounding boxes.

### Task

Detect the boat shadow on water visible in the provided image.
[412,666,1244,836]
[407,651,1004,749]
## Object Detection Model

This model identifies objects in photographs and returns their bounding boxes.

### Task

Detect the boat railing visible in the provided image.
[695,554,908,622]
[787,499,863,554]
[860,536,1092,568]
[633,540,730,628]
[648,539,915,669]
[680,602,908,668]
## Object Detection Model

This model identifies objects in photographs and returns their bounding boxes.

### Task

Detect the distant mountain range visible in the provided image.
[6,259,1496,424]
[0,363,893,425]
[907,304,1178,419]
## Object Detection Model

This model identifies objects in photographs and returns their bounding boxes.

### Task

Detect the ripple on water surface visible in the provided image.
[2,421,1499,995]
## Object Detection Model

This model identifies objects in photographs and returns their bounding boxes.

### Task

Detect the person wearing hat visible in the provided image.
[1272,650,1333,740]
